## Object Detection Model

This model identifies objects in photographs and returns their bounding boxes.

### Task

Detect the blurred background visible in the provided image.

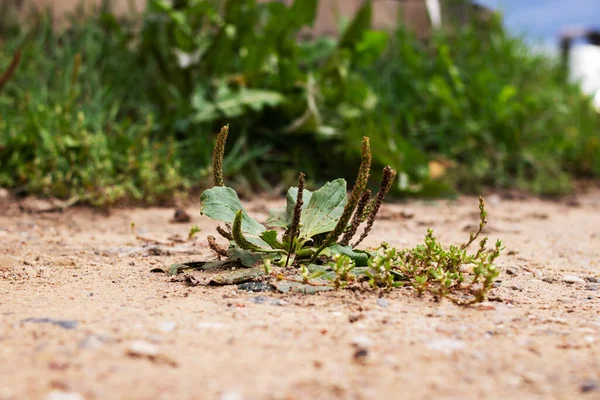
[1,0,600,206]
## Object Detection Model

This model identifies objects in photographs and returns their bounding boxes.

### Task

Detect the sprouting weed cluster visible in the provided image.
[356,197,503,303]
[198,125,503,304]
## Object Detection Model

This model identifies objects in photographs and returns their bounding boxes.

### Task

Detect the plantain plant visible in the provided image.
[200,125,394,270]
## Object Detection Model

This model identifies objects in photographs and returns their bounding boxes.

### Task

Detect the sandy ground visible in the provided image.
[1,190,600,400]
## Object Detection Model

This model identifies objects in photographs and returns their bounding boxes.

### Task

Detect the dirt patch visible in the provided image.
[1,192,600,399]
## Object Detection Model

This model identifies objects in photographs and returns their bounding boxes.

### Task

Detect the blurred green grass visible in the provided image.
[1,0,599,205]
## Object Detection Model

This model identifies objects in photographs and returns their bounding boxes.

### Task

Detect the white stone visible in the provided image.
[127,340,159,357]
[45,391,85,400]
[425,338,466,354]
[562,275,585,284]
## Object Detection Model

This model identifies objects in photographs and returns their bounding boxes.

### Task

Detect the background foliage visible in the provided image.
[1,0,599,205]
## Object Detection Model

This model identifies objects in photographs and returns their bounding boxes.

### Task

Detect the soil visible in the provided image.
[1,190,600,400]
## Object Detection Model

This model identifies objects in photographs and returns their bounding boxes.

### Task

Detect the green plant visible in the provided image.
[200,125,391,269]
[357,15,600,196]
[0,4,185,205]
[365,197,503,303]
[194,125,503,303]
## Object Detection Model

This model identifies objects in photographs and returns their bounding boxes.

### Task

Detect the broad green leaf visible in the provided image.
[260,230,285,250]
[266,207,287,228]
[227,243,280,268]
[299,179,347,239]
[267,186,313,228]
[325,244,370,267]
[200,187,266,236]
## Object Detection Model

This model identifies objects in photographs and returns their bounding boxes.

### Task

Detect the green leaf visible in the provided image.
[290,0,318,28]
[267,186,314,228]
[325,244,370,267]
[217,89,284,115]
[227,243,281,268]
[192,88,285,123]
[339,0,372,50]
[200,186,266,236]
[260,230,285,250]
[299,179,348,239]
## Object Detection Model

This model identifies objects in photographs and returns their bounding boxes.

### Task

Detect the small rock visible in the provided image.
[127,340,159,357]
[249,296,287,306]
[348,314,364,323]
[79,335,108,350]
[250,296,268,304]
[159,321,177,333]
[196,322,225,329]
[400,210,414,219]
[585,284,599,291]
[270,299,288,306]
[351,335,372,348]
[542,277,555,284]
[511,285,523,291]
[126,340,177,367]
[170,208,191,223]
[426,338,466,354]
[377,298,389,308]
[581,380,599,393]
[585,277,599,283]
[562,275,585,284]
[45,391,85,400]
[220,391,244,400]
[21,318,78,330]
[0,255,18,269]
[353,348,369,363]
[506,267,519,276]
[237,282,276,292]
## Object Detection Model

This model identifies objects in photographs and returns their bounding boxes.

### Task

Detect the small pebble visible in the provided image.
[585,284,599,291]
[79,335,108,350]
[0,255,18,268]
[581,380,599,393]
[196,322,225,329]
[353,348,369,363]
[237,282,275,292]
[45,391,85,400]
[220,391,244,400]
[127,340,158,357]
[159,321,177,333]
[426,338,466,354]
[562,275,585,284]
[249,296,286,306]
[585,277,599,283]
[170,208,191,223]
[351,335,373,348]
[542,277,555,283]
[377,298,389,308]
[250,296,267,304]
[506,267,518,276]
[21,318,78,330]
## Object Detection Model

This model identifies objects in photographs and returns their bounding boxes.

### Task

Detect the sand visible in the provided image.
[1,190,599,400]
